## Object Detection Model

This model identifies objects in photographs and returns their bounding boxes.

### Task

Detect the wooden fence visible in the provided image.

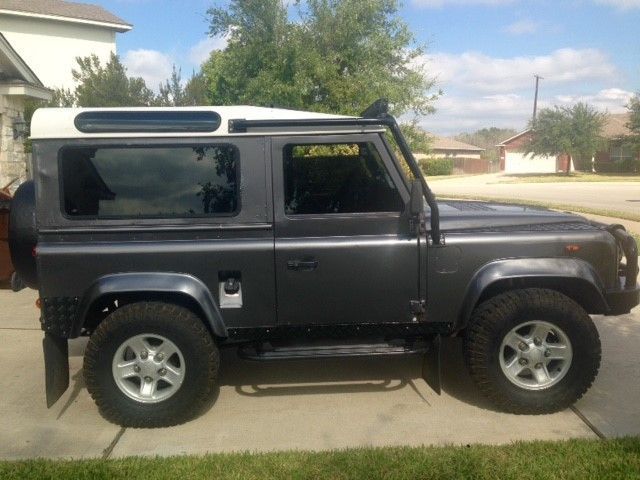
[451,157,497,174]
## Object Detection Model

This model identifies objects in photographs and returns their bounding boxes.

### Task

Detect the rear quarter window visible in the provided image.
[60,144,238,218]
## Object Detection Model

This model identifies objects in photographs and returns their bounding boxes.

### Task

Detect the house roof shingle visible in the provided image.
[498,113,634,147]
[428,134,484,152]
[601,113,632,138]
[0,0,131,30]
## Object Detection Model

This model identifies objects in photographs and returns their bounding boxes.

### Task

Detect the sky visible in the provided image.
[103,0,639,135]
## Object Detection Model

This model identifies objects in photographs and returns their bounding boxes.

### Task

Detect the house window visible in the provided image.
[610,144,634,162]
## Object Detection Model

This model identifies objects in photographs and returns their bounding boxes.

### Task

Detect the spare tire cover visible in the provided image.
[9,181,37,289]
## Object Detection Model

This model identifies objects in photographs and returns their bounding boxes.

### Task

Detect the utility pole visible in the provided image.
[532,74,543,123]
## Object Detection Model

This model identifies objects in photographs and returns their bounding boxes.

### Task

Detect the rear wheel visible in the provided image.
[464,288,600,414]
[84,302,219,427]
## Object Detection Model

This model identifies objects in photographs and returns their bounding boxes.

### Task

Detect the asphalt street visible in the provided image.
[0,289,638,460]
[431,174,640,216]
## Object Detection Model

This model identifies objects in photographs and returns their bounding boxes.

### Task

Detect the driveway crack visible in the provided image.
[102,427,126,459]
[570,405,607,440]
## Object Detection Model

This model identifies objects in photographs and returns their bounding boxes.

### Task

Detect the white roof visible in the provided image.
[30,106,384,140]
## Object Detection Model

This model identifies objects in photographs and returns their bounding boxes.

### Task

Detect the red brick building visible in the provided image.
[497,113,638,174]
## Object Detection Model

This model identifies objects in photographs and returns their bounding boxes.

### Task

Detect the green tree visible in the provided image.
[399,120,432,155]
[526,103,606,173]
[627,93,640,152]
[455,127,518,163]
[183,72,210,106]
[156,66,186,106]
[203,0,439,116]
[156,67,212,106]
[47,88,76,107]
[72,53,156,107]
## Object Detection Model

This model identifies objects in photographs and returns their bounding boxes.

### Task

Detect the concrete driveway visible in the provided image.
[0,289,638,460]
[431,174,640,216]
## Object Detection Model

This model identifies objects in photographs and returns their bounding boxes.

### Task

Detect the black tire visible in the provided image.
[8,180,37,289]
[464,288,601,414]
[84,302,219,427]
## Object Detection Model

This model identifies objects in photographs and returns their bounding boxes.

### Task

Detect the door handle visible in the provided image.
[287,260,318,271]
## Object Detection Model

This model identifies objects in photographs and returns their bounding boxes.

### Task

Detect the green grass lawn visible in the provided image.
[427,173,486,181]
[496,172,640,183]
[1,438,639,480]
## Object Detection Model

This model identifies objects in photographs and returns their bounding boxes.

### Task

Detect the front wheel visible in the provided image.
[84,302,220,427]
[464,288,601,414]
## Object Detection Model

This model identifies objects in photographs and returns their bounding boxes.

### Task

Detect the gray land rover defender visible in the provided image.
[9,100,639,427]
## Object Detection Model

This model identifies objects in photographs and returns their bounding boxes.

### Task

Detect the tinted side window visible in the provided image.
[284,143,403,215]
[61,145,238,218]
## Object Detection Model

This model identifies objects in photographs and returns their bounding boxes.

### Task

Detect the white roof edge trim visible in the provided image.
[0,9,133,32]
[30,106,385,140]
[0,83,53,100]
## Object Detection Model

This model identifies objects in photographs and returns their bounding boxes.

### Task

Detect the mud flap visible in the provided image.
[421,334,442,395]
[42,333,69,408]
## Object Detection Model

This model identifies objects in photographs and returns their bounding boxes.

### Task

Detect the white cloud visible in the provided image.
[414,0,640,8]
[415,47,630,135]
[423,48,617,93]
[422,88,634,135]
[421,93,534,134]
[553,88,634,112]
[123,49,174,90]
[504,19,538,35]
[412,0,514,7]
[188,36,229,66]
[593,0,640,9]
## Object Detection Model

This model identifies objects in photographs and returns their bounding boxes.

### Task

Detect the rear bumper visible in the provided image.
[605,285,640,315]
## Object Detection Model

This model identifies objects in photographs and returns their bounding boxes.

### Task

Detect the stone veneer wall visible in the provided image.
[0,95,29,193]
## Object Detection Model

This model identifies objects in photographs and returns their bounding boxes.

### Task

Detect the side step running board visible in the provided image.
[238,342,428,361]
[237,336,443,396]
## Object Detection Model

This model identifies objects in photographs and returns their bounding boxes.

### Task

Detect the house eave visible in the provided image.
[0,9,132,33]
[0,82,52,100]
[496,129,532,147]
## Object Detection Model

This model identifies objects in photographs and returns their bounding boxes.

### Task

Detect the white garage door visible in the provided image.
[504,152,557,174]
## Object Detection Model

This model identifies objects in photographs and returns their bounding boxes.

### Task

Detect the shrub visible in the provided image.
[594,159,640,174]
[418,157,453,176]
